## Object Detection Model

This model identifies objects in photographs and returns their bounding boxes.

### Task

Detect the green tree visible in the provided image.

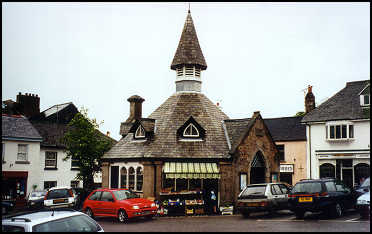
[62,107,114,190]
[294,111,306,117]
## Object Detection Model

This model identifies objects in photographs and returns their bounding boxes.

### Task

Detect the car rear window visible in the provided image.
[46,189,71,199]
[239,185,266,197]
[32,214,102,232]
[292,182,322,194]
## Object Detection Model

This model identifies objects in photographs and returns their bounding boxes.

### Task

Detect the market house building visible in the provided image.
[301,80,370,188]
[101,10,280,213]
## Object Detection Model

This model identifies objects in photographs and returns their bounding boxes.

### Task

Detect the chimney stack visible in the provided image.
[305,85,315,113]
[16,92,40,118]
[126,95,145,122]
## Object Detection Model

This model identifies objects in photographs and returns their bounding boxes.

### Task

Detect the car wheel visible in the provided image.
[85,208,94,219]
[118,210,128,223]
[331,203,342,218]
[295,210,305,219]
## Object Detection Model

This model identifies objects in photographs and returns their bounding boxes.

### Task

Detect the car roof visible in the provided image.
[245,182,287,187]
[297,178,336,183]
[48,186,72,190]
[94,188,129,192]
[2,210,83,226]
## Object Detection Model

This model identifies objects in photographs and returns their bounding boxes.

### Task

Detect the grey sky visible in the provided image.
[2,2,370,141]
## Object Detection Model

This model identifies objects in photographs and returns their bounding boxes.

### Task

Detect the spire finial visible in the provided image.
[188,2,190,13]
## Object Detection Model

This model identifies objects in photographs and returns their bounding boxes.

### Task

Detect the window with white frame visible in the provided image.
[128,167,135,190]
[120,166,143,191]
[326,122,354,140]
[135,125,145,139]
[136,167,143,191]
[360,94,370,106]
[183,123,199,137]
[45,151,57,168]
[17,144,28,161]
[71,156,79,168]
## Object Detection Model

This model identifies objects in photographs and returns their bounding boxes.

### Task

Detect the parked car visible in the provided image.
[2,200,15,215]
[236,183,291,217]
[356,191,370,219]
[288,178,357,219]
[2,208,103,232]
[43,187,78,209]
[27,191,47,210]
[82,188,157,223]
[354,177,370,197]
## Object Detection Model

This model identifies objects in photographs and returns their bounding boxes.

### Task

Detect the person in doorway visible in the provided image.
[210,190,217,215]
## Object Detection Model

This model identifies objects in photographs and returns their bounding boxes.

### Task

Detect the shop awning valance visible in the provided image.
[163,162,220,179]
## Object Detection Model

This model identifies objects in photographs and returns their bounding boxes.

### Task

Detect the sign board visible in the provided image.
[280,164,294,173]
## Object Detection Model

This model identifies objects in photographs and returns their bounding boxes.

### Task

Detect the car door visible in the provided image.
[88,191,102,215]
[270,184,284,210]
[335,181,354,209]
[278,184,290,209]
[99,191,116,216]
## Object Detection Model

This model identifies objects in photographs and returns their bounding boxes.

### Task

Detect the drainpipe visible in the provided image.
[309,124,312,179]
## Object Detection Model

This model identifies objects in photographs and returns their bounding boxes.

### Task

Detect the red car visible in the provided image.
[82,188,157,223]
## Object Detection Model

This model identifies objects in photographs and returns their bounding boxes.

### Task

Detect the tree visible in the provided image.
[294,111,306,117]
[62,107,114,190]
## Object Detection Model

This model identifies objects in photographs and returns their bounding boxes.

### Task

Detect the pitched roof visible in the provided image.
[2,114,42,141]
[103,92,230,159]
[170,11,207,70]
[224,116,306,151]
[302,80,370,123]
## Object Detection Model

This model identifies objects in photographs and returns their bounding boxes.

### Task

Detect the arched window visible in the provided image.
[319,163,335,178]
[136,167,143,191]
[354,163,370,186]
[120,167,127,189]
[128,167,135,190]
[183,123,199,137]
[135,125,145,138]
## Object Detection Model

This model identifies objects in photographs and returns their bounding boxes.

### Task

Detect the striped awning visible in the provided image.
[163,162,220,179]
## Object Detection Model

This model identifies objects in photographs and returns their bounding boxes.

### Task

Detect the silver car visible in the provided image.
[2,209,104,232]
[236,183,291,217]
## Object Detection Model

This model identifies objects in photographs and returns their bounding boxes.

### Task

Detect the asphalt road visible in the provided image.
[97,210,370,232]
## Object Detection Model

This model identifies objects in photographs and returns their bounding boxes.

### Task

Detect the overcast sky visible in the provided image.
[2,2,370,141]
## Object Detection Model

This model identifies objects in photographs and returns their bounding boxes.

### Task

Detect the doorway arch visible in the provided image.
[250,151,266,184]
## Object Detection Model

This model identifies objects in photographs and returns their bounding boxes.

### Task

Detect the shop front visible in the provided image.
[2,171,28,208]
[160,162,220,216]
[280,164,294,185]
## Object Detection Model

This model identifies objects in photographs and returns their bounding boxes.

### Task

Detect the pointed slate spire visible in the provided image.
[171,11,207,70]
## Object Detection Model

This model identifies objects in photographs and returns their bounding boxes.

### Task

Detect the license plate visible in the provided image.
[247,202,259,207]
[53,199,67,204]
[143,210,152,215]
[299,197,313,202]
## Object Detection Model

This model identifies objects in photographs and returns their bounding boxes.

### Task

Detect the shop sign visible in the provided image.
[280,164,294,173]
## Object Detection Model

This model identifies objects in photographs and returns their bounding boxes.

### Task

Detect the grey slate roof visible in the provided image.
[224,116,306,152]
[2,114,42,141]
[170,11,207,70]
[302,80,370,123]
[103,92,230,159]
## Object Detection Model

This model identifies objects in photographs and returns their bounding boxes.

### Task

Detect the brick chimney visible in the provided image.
[125,95,145,122]
[305,85,315,113]
[16,92,40,118]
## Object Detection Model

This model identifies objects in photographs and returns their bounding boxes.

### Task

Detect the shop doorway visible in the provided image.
[280,173,293,185]
[250,151,266,184]
[110,166,119,188]
[203,179,218,215]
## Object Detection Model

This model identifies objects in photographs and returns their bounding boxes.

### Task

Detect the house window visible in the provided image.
[364,95,370,105]
[135,125,145,139]
[120,167,127,189]
[71,156,79,168]
[327,123,354,140]
[45,152,57,168]
[17,144,28,161]
[128,167,135,190]
[183,123,199,137]
[136,167,143,191]
[277,145,285,161]
[71,181,79,188]
[44,181,57,190]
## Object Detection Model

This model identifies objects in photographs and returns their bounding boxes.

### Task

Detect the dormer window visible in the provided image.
[183,123,199,137]
[360,94,370,106]
[135,125,146,139]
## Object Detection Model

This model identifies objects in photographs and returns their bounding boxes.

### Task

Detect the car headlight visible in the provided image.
[132,205,140,209]
[357,199,370,205]
[151,203,156,207]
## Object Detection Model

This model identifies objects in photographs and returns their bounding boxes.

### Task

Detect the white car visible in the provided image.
[2,209,104,232]
[356,191,370,219]
[43,187,78,209]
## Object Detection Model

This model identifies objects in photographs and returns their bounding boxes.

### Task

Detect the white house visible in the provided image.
[301,80,370,188]
[2,114,43,207]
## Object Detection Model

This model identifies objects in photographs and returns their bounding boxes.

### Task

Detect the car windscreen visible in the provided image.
[112,190,139,200]
[32,214,102,232]
[46,189,70,199]
[292,182,322,194]
[31,191,46,197]
[361,177,370,187]
[239,185,266,198]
